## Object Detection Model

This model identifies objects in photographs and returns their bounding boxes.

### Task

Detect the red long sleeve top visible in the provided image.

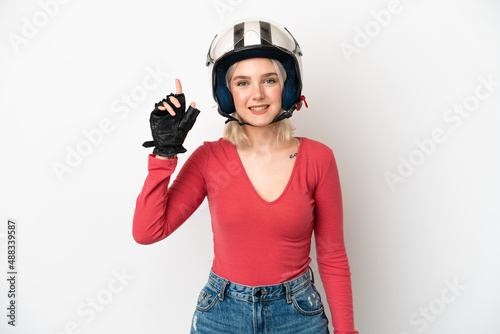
[133,137,358,334]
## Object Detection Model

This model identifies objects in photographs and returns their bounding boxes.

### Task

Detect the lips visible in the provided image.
[248,105,270,115]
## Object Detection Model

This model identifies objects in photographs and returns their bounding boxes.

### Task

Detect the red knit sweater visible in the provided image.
[133,137,358,334]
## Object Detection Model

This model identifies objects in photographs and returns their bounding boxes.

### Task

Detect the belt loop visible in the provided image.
[218,279,229,301]
[284,281,292,304]
[309,267,315,284]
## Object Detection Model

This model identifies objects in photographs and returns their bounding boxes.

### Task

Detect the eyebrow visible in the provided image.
[232,72,278,81]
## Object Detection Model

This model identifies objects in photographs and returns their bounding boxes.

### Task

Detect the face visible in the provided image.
[229,58,282,127]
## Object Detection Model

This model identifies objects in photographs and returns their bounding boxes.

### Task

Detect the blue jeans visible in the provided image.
[190,268,330,334]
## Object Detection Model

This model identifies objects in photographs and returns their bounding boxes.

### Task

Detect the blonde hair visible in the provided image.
[223,59,296,146]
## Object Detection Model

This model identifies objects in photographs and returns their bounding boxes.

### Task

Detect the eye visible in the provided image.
[236,81,248,87]
[264,78,277,84]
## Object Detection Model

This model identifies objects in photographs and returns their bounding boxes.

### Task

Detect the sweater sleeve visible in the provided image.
[132,145,208,245]
[314,152,359,334]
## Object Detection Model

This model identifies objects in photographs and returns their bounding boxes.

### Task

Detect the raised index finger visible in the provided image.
[175,78,182,95]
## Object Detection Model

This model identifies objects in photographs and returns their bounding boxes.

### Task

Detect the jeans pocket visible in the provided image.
[195,283,219,312]
[291,283,325,316]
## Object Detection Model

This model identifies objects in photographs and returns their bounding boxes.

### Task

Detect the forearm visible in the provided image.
[133,155,178,244]
[133,145,207,245]
[317,251,358,334]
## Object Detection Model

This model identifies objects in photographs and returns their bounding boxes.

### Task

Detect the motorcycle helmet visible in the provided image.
[206,18,306,125]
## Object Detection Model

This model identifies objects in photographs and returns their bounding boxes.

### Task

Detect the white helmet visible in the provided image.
[206,18,305,125]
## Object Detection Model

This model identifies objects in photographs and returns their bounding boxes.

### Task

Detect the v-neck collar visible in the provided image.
[227,137,304,205]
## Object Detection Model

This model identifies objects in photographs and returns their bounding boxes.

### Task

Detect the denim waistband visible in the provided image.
[207,268,314,303]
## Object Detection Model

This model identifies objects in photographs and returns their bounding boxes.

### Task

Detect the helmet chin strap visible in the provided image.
[219,108,293,127]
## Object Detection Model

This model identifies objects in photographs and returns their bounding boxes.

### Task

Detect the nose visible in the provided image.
[251,83,265,100]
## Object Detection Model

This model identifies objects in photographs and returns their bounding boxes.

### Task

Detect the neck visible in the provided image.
[239,123,297,154]
[242,124,278,150]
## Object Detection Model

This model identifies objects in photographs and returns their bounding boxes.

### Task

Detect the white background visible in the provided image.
[1,0,499,333]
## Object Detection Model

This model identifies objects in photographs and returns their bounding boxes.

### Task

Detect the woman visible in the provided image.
[133,19,359,334]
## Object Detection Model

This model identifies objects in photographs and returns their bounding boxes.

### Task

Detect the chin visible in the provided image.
[239,109,281,126]
[244,116,276,127]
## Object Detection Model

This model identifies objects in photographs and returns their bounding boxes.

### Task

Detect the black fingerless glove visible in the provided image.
[143,93,200,157]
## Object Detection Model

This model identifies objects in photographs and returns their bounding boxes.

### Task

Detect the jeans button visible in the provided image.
[255,290,262,297]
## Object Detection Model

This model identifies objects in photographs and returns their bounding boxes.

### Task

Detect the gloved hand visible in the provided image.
[143,92,200,157]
